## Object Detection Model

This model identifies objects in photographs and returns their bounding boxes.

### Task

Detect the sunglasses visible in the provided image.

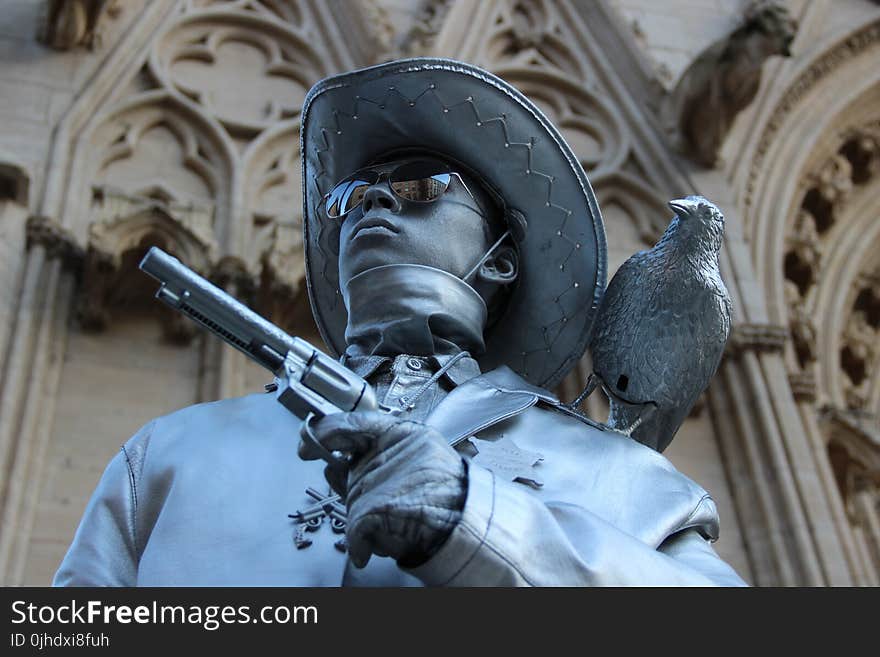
[324,159,482,219]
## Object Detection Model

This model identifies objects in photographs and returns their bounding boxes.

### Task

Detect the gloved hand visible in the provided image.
[298,411,467,569]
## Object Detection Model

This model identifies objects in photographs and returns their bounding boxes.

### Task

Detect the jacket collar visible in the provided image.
[427,365,559,447]
[343,353,482,387]
[346,354,561,447]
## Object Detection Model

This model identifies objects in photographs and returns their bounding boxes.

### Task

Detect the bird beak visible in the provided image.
[668,199,695,218]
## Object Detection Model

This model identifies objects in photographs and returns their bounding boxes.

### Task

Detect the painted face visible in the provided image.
[336,158,498,288]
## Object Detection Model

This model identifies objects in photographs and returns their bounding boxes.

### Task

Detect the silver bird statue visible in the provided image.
[580,195,731,452]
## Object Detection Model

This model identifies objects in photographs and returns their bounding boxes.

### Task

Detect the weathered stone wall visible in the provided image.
[610,0,749,90]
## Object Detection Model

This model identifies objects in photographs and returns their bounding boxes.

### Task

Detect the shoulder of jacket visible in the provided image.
[124,392,290,468]
[497,396,721,543]
[153,392,276,426]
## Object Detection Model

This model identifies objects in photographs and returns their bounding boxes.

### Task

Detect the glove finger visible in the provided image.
[296,417,364,463]
[309,411,401,458]
[297,426,324,461]
[297,414,343,462]
[324,463,349,499]
[347,512,383,569]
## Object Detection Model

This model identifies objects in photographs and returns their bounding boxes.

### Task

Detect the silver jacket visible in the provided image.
[53,366,746,586]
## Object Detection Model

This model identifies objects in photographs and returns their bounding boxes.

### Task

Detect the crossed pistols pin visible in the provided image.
[289,488,348,552]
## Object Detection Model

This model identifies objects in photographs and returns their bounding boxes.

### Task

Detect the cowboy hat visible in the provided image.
[301,58,606,388]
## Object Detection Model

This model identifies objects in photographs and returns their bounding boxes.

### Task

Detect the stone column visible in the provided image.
[793,389,871,585]
[709,323,838,585]
[0,216,82,583]
[851,524,878,587]
[709,359,793,585]
[853,482,880,585]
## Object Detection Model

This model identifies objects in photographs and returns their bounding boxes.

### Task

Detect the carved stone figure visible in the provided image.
[811,154,854,213]
[841,310,877,410]
[583,196,731,453]
[785,280,817,370]
[676,0,797,167]
[53,59,745,586]
[39,0,118,51]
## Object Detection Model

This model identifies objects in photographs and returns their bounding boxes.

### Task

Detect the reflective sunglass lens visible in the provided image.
[390,161,451,202]
[326,173,377,218]
[325,160,461,219]
[390,173,450,202]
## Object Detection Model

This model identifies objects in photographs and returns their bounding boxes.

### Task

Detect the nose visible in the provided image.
[361,182,401,214]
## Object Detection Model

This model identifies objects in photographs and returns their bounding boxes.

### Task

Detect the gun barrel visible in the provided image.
[139,247,308,375]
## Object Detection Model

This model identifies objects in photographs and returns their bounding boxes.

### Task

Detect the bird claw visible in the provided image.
[568,373,600,411]
[611,402,657,437]
[621,415,645,436]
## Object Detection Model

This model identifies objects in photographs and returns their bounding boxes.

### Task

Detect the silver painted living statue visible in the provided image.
[54,59,746,586]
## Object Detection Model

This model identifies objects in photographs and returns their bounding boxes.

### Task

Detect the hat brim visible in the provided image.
[301,58,606,388]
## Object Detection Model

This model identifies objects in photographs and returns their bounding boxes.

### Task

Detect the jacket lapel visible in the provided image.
[427,366,559,447]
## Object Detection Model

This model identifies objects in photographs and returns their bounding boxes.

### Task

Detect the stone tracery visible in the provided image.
[152,11,325,135]
[63,1,340,341]
[485,15,585,81]
[779,117,880,419]
[93,108,223,206]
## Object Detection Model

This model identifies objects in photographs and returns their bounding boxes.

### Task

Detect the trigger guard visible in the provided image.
[300,413,352,469]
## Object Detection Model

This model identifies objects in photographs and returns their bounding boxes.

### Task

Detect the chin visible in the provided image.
[340,257,388,285]
[341,242,404,276]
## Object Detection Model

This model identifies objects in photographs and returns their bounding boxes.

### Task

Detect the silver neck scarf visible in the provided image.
[342,264,488,358]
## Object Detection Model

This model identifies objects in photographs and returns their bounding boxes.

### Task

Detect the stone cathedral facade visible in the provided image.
[0,0,878,586]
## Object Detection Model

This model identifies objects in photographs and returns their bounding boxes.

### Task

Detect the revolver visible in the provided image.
[139,246,384,472]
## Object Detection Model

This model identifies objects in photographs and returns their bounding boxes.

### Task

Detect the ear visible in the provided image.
[477,245,518,285]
